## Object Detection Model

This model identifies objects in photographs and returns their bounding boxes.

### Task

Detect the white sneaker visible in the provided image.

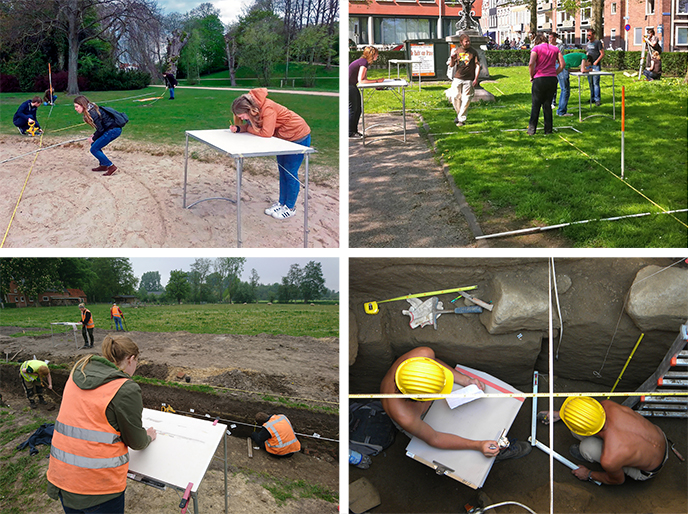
[271,205,296,219]
[264,202,283,216]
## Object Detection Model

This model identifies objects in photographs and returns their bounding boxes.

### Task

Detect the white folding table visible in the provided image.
[128,408,229,514]
[570,71,616,122]
[357,79,409,146]
[50,322,80,349]
[183,130,315,248]
[388,59,422,92]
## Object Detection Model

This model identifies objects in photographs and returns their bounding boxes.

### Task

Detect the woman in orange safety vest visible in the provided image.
[47,334,156,513]
[250,412,301,457]
[78,303,95,349]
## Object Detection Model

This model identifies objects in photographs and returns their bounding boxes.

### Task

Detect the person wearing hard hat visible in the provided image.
[551,396,671,484]
[19,359,53,409]
[250,412,301,457]
[78,303,95,349]
[380,346,531,460]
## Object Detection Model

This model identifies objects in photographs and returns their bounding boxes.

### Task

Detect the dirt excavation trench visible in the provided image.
[0,329,339,514]
[349,258,688,514]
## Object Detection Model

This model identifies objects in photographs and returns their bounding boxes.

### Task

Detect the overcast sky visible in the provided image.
[129,258,339,290]
[157,0,250,25]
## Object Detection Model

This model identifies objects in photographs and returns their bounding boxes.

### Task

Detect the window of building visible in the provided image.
[611,2,617,14]
[349,17,369,45]
[15,297,19,303]
[678,26,688,45]
[610,28,616,40]
[634,27,643,45]
[581,7,591,24]
[43,296,49,301]
[646,0,655,14]
[374,18,435,45]
[20,297,24,302]
[581,29,588,42]
[678,0,688,14]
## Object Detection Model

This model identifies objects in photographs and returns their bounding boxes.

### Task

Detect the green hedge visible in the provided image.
[484,49,531,67]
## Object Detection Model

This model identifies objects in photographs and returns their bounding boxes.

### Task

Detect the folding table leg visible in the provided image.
[304,154,309,248]
[235,157,243,248]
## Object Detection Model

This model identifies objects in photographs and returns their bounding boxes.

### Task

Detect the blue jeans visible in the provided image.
[556,68,570,115]
[59,491,124,513]
[113,316,123,330]
[90,128,122,166]
[276,134,311,209]
[588,64,601,102]
[169,87,175,99]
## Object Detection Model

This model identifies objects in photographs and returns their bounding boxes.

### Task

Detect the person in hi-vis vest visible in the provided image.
[19,359,52,409]
[110,303,124,331]
[78,303,95,349]
[250,412,301,457]
[47,334,156,513]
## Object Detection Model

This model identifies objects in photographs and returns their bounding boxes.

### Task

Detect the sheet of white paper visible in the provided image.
[128,409,226,493]
[406,365,525,489]
[446,383,485,409]
[186,130,315,159]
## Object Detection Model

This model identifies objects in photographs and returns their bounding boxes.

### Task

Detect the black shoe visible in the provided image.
[29,401,37,409]
[569,444,585,461]
[38,397,47,405]
[89,344,94,348]
[80,345,90,350]
[526,126,536,135]
[349,131,362,138]
[595,101,601,107]
[495,440,532,462]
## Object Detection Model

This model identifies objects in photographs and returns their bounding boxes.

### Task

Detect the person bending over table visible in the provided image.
[349,46,384,138]
[555,52,589,116]
[230,89,311,220]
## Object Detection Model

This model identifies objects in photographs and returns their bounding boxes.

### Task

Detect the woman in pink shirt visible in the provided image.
[527,32,565,135]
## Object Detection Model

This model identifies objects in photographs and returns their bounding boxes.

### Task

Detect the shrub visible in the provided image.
[485,49,530,66]
[33,71,87,92]
[600,50,687,76]
[86,68,151,91]
[0,74,21,92]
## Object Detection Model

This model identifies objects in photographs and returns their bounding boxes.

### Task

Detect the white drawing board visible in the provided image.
[405,365,525,489]
[357,79,409,89]
[186,130,315,159]
[128,409,226,493]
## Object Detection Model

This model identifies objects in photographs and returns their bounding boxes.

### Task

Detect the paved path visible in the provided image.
[349,112,484,248]
[151,85,338,97]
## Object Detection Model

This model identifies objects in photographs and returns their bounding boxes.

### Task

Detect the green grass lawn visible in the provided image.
[362,66,687,247]
[0,303,339,338]
[0,85,339,168]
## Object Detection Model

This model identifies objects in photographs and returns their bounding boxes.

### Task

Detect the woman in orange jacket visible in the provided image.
[230,89,311,220]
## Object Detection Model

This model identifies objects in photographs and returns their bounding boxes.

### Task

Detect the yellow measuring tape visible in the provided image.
[364,285,478,314]
[350,391,688,399]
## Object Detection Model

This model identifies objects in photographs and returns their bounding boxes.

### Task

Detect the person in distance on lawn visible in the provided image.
[349,46,384,138]
[584,29,604,106]
[527,32,565,135]
[47,335,156,514]
[250,412,301,457]
[163,70,178,100]
[445,33,480,127]
[230,89,311,220]
[19,359,53,409]
[111,303,125,331]
[78,303,95,349]
[13,96,43,135]
[73,95,122,176]
[643,51,662,81]
[380,346,531,461]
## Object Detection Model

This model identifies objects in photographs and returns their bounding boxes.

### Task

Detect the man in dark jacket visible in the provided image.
[163,71,178,100]
[13,97,42,135]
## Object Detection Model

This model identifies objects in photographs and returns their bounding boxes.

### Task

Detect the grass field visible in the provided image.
[0,84,339,168]
[0,303,339,339]
[362,66,688,247]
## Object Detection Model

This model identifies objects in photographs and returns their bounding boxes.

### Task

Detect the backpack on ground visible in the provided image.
[349,400,396,456]
[101,106,129,128]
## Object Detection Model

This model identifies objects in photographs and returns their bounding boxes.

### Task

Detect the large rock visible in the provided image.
[481,268,571,334]
[626,265,688,332]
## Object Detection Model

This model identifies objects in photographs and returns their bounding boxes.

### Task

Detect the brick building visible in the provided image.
[3,281,87,308]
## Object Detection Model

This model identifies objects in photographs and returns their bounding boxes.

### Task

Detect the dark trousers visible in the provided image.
[21,377,43,402]
[529,76,558,134]
[82,326,94,347]
[349,85,362,135]
[59,491,125,513]
[250,429,295,458]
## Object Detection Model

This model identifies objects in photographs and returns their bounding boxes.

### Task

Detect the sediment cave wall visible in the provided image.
[349,258,688,393]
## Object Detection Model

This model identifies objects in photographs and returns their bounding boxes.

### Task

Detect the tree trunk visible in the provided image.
[225,36,237,87]
[67,0,80,95]
[591,0,605,45]
[530,0,537,36]
[166,30,189,74]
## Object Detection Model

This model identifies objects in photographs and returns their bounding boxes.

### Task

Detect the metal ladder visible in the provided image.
[623,322,688,418]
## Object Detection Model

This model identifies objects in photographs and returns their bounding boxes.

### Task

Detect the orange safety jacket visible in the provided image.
[47,376,129,495]
[110,306,123,318]
[264,415,301,455]
[81,309,95,329]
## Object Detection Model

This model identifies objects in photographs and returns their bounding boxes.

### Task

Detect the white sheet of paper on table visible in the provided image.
[128,408,227,493]
[406,365,525,489]
[445,383,485,409]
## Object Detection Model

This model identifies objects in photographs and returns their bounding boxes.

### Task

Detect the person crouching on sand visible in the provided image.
[73,95,121,176]
[229,89,311,220]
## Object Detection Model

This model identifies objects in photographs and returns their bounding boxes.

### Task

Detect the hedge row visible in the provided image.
[0,68,151,93]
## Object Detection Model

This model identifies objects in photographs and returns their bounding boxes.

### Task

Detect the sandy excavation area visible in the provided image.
[0,135,339,248]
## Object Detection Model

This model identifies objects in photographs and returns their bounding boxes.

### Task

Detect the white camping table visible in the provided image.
[183,129,315,248]
[128,408,229,514]
[388,59,422,92]
[569,71,616,122]
[405,364,525,489]
[358,79,409,146]
[50,322,80,349]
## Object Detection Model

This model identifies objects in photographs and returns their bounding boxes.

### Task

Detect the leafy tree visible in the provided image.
[139,271,162,292]
[249,268,260,298]
[232,281,255,303]
[214,258,245,302]
[300,261,326,303]
[56,258,97,292]
[166,269,190,304]
[278,263,301,303]
[0,258,61,306]
[86,258,137,303]
[237,11,284,85]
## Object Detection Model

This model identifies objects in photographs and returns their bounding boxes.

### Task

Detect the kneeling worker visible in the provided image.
[381,347,530,460]
[20,359,53,409]
[251,412,301,457]
[556,396,671,484]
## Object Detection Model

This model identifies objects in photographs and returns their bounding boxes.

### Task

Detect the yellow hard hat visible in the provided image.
[394,357,454,401]
[560,396,606,436]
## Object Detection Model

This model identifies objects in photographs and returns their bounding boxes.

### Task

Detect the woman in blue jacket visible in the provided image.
[74,95,122,176]
[13,96,42,135]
